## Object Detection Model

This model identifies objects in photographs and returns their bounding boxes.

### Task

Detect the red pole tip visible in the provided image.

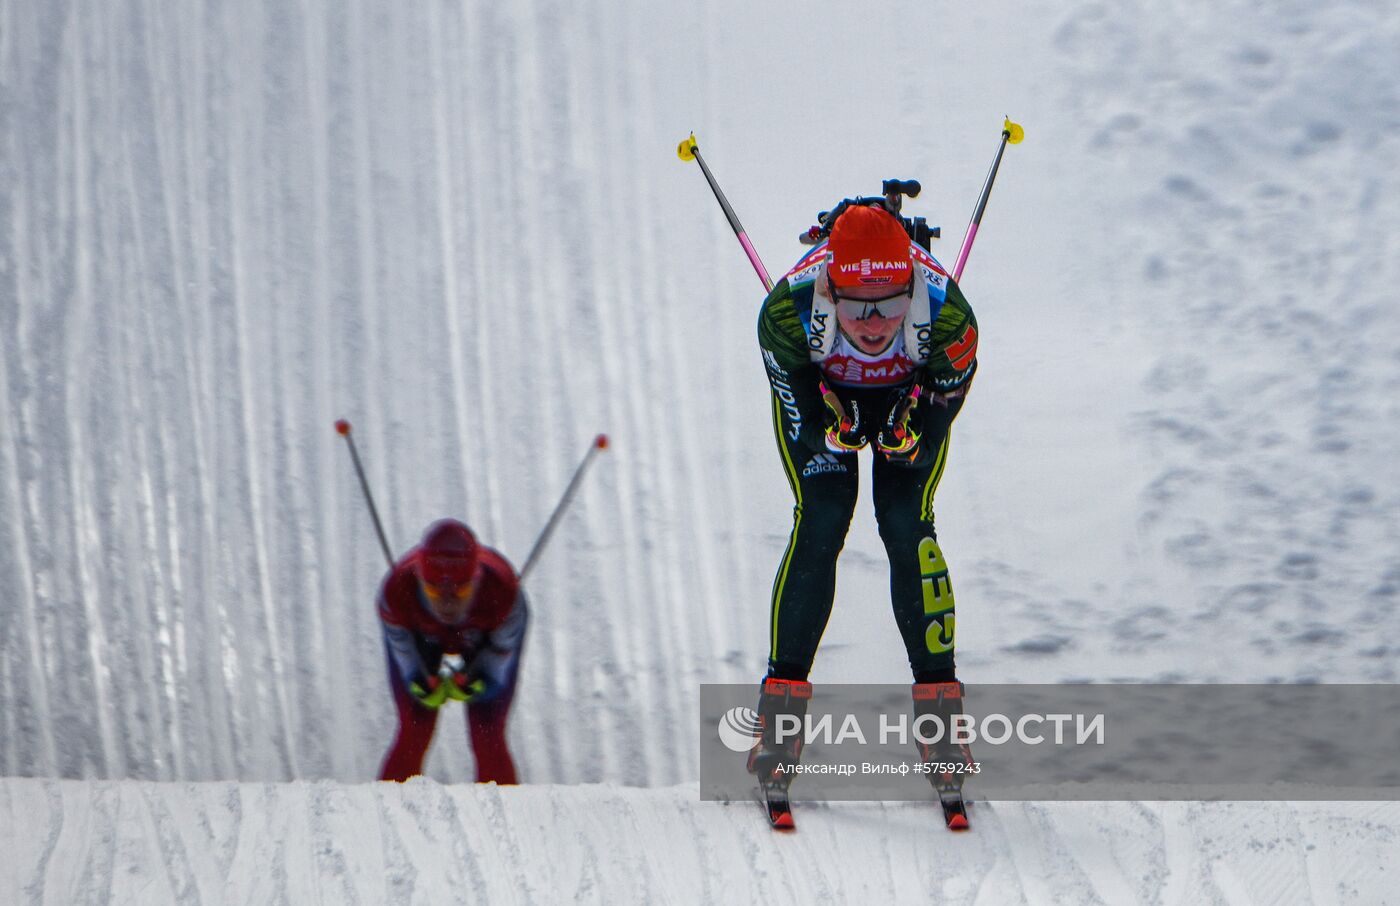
[595,434,609,450]
[335,419,351,435]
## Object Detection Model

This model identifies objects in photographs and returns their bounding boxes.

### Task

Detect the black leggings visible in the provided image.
[766,388,965,683]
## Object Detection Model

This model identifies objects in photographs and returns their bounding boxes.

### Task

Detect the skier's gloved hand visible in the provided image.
[821,383,866,453]
[461,676,490,702]
[440,669,470,702]
[876,384,924,466]
[408,674,449,709]
[441,670,488,703]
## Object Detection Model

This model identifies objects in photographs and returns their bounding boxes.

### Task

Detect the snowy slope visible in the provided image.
[4,0,1400,901]
[0,0,1106,785]
[1039,0,1400,684]
[5,778,1400,906]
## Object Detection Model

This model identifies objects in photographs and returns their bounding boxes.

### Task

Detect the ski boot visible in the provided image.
[747,677,811,829]
[913,680,974,829]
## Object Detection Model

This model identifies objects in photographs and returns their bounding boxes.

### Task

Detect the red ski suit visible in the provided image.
[377,545,528,784]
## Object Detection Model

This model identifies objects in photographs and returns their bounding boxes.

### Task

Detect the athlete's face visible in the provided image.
[421,569,478,625]
[832,278,913,355]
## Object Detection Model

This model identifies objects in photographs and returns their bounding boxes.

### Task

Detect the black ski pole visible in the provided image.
[519,434,610,581]
[335,419,395,568]
[678,132,774,293]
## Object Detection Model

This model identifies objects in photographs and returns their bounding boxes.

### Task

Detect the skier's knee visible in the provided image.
[875,506,929,547]
[798,489,858,537]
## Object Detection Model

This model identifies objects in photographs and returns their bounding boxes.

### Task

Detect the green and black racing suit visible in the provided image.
[757,247,977,684]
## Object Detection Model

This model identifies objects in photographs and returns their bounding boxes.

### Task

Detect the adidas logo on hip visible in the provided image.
[802,453,849,477]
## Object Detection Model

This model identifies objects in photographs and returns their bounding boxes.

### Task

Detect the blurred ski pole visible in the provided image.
[334,418,395,568]
[952,117,1025,282]
[519,434,610,581]
[677,132,774,293]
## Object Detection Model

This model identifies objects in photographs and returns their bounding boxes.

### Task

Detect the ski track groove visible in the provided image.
[551,2,608,786]
[1030,802,1118,905]
[372,786,415,904]
[629,3,731,686]
[548,2,592,777]
[269,0,327,775]
[470,3,509,546]
[22,783,64,905]
[139,784,203,906]
[604,0,675,787]
[534,0,618,784]
[615,4,706,768]
[334,0,391,781]
[111,783,175,903]
[298,0,349,781]
[307,783,362,906]
[525,3,567,786]
[436,783,490,898]
[65,1,124,780]
[142,2,202,777]
[80,781,119,905]
[192,0,238,782]
[343,0,390,575]
[135,0,184,780]
[158,0,201,777]
[114,29,173,779]
[977,802,1035,906]
[0,205,55,775]
[224,0,300,781]
[0,13,39,763]
[457,7,506,554]
[0,782,14,901]
[202,1,249,776]
[486,0,591,787]
[423,0,474,565]
[18,7,63,769]
[548,0,651,787]
[420,784,504,901]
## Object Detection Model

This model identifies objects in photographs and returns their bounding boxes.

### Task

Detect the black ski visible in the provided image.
[939,789,970,831]
[755,783,795,830]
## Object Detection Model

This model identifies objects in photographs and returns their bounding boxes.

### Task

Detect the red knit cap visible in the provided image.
[416,519,480,586]
[826,205,913,288]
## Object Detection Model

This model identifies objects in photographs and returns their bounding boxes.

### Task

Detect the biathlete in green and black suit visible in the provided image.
[747,202,978,790]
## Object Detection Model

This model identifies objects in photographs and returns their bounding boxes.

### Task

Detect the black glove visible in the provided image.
[875,384,925,466]
[820,383,866,453]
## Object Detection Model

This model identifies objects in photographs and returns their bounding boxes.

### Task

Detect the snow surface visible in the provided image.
[3,0,1400,901]
[5,778,1400,905]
